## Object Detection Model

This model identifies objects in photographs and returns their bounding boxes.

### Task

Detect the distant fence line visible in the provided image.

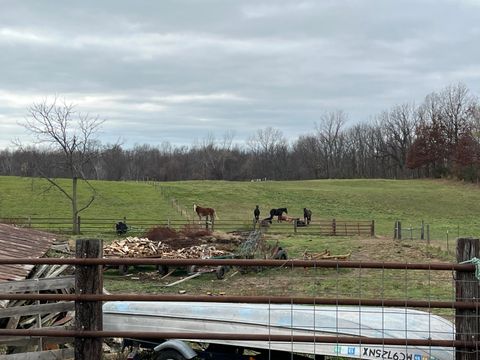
[0,216,375,237]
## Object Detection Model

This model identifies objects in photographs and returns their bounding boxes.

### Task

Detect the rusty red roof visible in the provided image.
[0,224,57,281]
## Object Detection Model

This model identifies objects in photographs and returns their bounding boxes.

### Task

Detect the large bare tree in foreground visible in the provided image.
[20,98,104,234]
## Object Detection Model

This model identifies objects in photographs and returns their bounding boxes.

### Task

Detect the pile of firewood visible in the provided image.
[104,237,160,257]
[161,245,230,259]
[104,237,230,259]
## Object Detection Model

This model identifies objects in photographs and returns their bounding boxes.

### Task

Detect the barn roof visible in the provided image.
[0,224,57,282]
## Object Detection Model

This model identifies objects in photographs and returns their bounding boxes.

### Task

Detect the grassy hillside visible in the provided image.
[1,176,480,241]
[1,176,472,307]
[161,179,480,241]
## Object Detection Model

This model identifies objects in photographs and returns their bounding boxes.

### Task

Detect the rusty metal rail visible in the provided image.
[0,329,470,348]
[0,257,473,271]
[0,293,476,309]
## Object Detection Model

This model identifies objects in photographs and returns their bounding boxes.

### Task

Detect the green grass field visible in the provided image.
[0,176,476,308]
[1,176,480,241]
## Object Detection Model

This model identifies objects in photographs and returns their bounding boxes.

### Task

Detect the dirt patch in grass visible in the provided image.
[352,236,449,263]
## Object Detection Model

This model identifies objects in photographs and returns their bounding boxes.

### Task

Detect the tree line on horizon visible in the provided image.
[1,83,479,182]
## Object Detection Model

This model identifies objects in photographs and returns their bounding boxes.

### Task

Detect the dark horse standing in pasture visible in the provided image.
[303,208,312,225]
[193,203,217,221]
[253,205,260,222]
[269,207,288,222]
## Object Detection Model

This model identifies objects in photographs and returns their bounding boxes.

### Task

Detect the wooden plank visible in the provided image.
[0,276,75,293]
[0,348,74,359]
[0,326,72,346]
[165,272,201,287]
[0,302,74,319]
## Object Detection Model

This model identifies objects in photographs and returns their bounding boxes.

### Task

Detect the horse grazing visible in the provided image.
[193,203,217,221]
[303,208,312,225]
[270,208,288,222]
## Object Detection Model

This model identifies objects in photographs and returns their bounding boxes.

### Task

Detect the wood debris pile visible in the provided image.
[104,237,160,257]
[0,262,75,354]
[302,249,351,260]
[104,237,231,259]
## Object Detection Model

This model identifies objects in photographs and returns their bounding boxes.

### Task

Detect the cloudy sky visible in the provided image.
[1,0,479,149]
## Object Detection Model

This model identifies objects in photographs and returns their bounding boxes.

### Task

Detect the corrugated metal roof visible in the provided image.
[0,224,57,281]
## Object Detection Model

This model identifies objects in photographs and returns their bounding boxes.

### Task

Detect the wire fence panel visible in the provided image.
[0,243,479,360]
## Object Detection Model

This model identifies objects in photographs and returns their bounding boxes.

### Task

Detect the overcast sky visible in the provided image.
[1,0,479,149]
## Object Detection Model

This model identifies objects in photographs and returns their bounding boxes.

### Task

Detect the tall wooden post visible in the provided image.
[332,219,336,236]
[456,238,480,360]
[370,220,375,237]
[75,239,103,360]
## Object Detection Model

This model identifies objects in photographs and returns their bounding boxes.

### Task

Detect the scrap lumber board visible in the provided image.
[0,348,74,359]
[0,325,72,346]
[165,272,201,287]
[0,276,75,293]
[0,302,74,319]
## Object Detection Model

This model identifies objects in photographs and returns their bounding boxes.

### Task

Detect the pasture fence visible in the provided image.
[394,220,431,241]
[0,216,375,237]
[0,238,479,359]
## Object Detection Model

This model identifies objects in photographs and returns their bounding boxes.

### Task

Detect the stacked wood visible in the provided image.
[302,249,351,261]
[161,244,230,259]
[104,237,230,259]
[104,237,160,257]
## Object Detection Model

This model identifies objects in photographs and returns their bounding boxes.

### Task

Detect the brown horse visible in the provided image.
[193,203,217,221]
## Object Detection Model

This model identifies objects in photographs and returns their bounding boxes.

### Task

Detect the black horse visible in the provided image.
[253,205,260,221]
[269,208,288,221]
[303,208,312,225]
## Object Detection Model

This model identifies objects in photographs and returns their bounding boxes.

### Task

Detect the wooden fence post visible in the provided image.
[370,220,375,237]
[456,238,480,360]
[75,239,103,360]
[332,219,336,236]
[293,219,297,234]
[421,220,425,240]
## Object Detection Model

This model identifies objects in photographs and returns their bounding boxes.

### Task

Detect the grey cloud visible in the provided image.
[0,0,479,149]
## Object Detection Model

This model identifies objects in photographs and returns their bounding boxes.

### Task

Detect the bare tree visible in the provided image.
[246,127,287,179]
[315,111,347,178]
[19,97,104,234]
[375,103,416,177]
